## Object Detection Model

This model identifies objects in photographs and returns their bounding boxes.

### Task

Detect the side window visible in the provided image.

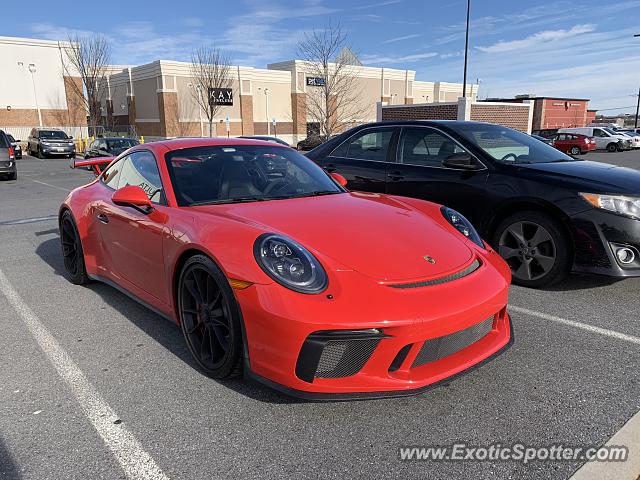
[117,151,164,203]
[102,157,124,189]
[400,128,468,168]
[333,128,394,162]
[593,129,605,138]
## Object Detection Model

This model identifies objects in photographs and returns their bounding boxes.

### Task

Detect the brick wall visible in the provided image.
[470,104,530,132]
[381,103,458,121]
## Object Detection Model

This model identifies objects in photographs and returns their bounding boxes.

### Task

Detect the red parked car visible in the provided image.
[60,138,512,399]
[551,133,596,155]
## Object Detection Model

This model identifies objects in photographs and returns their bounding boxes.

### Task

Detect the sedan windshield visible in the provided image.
[455,124,575,164]
[107,138,138,150]
[39,130,69,140]
[165,145,344,206]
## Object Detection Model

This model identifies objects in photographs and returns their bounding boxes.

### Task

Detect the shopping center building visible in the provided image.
[0,35,474,144]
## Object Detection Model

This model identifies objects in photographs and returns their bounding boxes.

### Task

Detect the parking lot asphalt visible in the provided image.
[0,150,639,480]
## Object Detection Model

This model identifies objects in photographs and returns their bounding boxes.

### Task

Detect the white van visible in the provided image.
[558,127,632,152]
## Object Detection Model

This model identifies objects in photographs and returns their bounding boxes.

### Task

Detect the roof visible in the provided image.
[154,137,289,150]
[485,96,590,102]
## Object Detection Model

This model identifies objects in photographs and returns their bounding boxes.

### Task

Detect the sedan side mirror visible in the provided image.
[112,185,153,213]
[331,172,348,187]
[442,153,481,170]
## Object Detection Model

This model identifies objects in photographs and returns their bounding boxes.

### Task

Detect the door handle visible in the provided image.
[97,213,109,224]
[387,171,404,181]
[325,164,337,173]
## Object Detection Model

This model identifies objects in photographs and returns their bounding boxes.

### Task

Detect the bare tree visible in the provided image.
[190,45,233,137]
[297,22,368,138]
[62,33,112,135]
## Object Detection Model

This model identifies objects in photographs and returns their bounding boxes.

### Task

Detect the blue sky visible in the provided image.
[3,0,640,113]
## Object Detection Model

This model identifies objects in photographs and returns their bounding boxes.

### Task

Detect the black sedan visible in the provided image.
[84,137,139,159]
[307,121,640,287]
[7,134,22,159]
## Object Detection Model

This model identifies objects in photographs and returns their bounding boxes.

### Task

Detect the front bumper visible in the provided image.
[237,249,512,398]
[41,144,75,155]
[571,208,640,277]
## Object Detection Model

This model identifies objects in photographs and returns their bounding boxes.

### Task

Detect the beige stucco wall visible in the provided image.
[0,36,73,110]
[132,77,159,119]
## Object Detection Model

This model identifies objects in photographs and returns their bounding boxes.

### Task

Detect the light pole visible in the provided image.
[27,63,43,127]
[462,0,471,98]
[260,88,270,135]
[471,78,482,99]
[188,83,205,137]
[634,34,639,128]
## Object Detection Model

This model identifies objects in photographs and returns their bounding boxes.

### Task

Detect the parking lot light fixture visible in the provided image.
[27,63,42,127]
[462,0,471,98]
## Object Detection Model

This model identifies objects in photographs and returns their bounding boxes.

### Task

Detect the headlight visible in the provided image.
[580,193,640,219]
[253,234,328,294]
[441,207,484,248]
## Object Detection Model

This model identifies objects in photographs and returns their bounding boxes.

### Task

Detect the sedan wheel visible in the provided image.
[178,255,242,378]
[60,211,89,285]
[570,146,581,155]
[493,211,570,287]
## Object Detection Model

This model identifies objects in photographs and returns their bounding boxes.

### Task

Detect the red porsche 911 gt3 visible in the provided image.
[60,137,512,399]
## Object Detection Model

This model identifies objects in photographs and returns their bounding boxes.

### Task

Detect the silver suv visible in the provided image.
[27,128,76,159]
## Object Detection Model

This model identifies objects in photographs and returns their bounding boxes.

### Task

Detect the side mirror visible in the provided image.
[331,172,348,187]
[112,185,153,212]
[442,153,481,170]
[15,139,21,142]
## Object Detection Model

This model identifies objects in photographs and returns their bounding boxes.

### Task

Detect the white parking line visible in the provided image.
[0,268,169,480]
[570,408,640,480]
[509,305,640,345]
[27,178,70,192]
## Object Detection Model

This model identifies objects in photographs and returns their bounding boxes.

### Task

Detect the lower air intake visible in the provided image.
[315,339,381,378]
[412,316,495,368]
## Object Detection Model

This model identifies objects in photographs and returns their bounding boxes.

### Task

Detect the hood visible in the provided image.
[516,160,640,194]
[191,193,473,282]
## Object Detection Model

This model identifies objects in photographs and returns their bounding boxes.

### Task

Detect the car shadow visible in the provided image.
[0,436,20,479]
[539,273,624,292]
[34,234,302,405]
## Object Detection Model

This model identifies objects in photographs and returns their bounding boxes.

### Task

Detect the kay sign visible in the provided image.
[208,88,233,106]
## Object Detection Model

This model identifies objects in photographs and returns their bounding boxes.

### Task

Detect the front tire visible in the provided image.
[178,255,243,379]
[606,143,618,153]
[492,211,571,288]
[37,146,45,159]
[59,210,90,285]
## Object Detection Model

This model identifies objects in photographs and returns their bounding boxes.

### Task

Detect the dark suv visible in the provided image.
[307,120,640,287]
[0,130,17,180]
[27,128,76,159]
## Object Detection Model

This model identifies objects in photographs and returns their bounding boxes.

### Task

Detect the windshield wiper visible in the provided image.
[191,197,266,206]
[264,190,342,200]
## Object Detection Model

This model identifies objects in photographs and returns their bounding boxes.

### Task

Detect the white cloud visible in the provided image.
[361,51,438,65]
[476,24,595,53]
[382,34,420,44]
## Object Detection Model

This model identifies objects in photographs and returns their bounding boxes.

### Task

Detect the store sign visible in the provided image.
[306,77,325,87]
[208,88,233,106]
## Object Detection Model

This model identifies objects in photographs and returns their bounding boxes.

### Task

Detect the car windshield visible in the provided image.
[107,138,138,150]
[455,124,575,164]
[7,134,15,142]
[165,145,344,206]
[603,128,621,136]
[40,130,69,140]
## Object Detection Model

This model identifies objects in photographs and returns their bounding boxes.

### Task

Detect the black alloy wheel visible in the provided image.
[493,211,570,288]
[178,255,242,378]
[60,210,89,285]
